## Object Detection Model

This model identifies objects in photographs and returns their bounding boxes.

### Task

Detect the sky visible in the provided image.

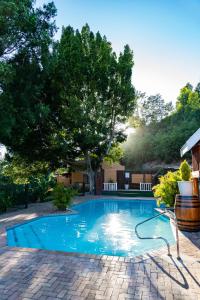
[36,0,200,103]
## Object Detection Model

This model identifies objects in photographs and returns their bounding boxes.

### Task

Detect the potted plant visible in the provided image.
[153,170,180,207]
[178,160,193,196]
[108,178,114,183]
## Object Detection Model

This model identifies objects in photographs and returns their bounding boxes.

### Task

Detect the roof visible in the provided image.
[180,128,200,157]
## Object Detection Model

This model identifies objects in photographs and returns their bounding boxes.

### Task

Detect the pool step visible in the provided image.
[101,191,154,197]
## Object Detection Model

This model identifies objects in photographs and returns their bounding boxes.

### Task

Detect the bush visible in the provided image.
[0,190,12,213]
[0,158,56,206]
[0,182,29,211]
[71,182,89,195]
[153,171,181,207]
[29,173,56,202]
[179,160,191,181]
[50,184,77,210]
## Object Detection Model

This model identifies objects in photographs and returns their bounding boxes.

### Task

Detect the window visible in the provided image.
[125,172,130,179]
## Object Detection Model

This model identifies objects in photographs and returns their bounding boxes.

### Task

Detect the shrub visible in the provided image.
[153,171,181,207]
[29,173,56,202]
[0,182,29,211]
[179,160,191,181]
[50,184,77,210]
[0,190,12,213]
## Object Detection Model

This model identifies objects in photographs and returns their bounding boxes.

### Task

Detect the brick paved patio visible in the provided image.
[1,199,200,300]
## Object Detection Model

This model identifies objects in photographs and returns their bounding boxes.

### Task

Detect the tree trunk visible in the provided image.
[86,153,95,194]
[24,184,29,209]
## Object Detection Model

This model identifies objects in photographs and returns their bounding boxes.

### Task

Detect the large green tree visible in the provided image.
[49,25,135,191]
[0,0,68,166]
[0,49,72,165]
[0,0,58,160]
[0,22,135,192]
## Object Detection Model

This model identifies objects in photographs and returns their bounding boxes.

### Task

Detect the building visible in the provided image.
[180,128,200,178]
[101,161,153,190]
[57,161,153,194]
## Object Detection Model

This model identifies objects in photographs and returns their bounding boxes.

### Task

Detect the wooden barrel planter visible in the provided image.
[175,194,200,232]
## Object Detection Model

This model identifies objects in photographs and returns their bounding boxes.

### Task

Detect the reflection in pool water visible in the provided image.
[7,199,175,257]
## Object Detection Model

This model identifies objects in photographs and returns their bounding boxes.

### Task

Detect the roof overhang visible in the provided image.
[180,128,200,157]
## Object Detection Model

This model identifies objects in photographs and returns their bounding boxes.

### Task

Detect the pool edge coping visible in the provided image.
[2,243,171,263]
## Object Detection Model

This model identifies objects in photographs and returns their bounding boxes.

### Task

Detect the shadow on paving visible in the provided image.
[148,253,200,288]
[181,230,200,252]
[124,251,200,300]
[0,248,200,299]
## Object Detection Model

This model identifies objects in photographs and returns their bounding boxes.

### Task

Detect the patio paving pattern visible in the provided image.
[0,199,200,300]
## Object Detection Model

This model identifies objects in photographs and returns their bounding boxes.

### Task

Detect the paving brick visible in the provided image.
[0,200,200,300]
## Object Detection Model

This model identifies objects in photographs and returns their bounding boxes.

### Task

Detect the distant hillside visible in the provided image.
[123,83,200,170]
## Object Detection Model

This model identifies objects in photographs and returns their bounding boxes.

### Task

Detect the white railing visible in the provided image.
[140,182,152,191]
[103,182,118,191]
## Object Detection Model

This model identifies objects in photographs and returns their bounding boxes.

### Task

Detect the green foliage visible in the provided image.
[176,83,193,111]
[52,25,135,192]
[108,178,114,183]
[0,174,28,213]
[179,160,191,181]
[0,157,56,212]
[0,24,135,166]
[53,25,135,168]
[29,174,56,202]
[0,0,59,167]
[0,164,14,212]
[0,0,57,58]
[1,156,49,184]
[153,171,181,207]
[130,92,173,127]
[0,190,12,212]
[153,160,191,207]
[50,184,77,210]
[0,0,58,165]
[0,174,56,213]
[104,145,124,164]
[55,168,70,176]
[124,82,200,169]
[0,21,135,193]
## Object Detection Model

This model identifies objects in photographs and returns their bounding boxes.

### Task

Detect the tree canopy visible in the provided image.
[0,0,58,162]
[130,92,173,127]
[123,83,200,170]
[53,25,135,169]
[0,0,57,59]
[0,3,135,192]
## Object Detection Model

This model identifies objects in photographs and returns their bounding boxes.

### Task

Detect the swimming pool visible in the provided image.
[7,199,175,257]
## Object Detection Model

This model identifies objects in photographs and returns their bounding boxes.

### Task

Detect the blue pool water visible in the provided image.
[7,199,175,257]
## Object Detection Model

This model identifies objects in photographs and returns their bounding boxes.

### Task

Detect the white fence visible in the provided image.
[103,182,118,191]
[140,182,152,191]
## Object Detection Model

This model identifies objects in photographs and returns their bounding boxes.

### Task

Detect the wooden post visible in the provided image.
[95,170,104,195]
[193,178,199,196]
